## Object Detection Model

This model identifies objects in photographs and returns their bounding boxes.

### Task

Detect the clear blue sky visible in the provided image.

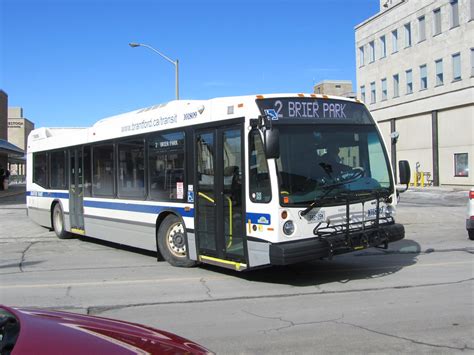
[1,0,378,128]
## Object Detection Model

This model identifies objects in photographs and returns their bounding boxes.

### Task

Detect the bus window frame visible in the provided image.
[49,149,68,190]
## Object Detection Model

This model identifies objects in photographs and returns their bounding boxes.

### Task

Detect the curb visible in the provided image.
[0,187,26,199]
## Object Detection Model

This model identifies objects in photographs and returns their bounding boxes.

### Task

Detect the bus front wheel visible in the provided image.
[157,215,197,267]
[52,203,72,239]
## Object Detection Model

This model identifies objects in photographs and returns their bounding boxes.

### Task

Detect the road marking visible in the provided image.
[0,260,472,289]
[0,275,229,289]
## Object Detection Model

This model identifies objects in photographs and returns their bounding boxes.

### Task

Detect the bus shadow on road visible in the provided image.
[206,239,422,287]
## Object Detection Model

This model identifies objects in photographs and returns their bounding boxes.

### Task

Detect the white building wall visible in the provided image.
[355,0,474,186]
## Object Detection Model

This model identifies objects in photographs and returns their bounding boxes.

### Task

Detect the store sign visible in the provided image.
[8,120,23,128]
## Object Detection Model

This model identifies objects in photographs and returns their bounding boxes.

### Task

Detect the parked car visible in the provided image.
[0,305,212,355]
[467,188,474,240]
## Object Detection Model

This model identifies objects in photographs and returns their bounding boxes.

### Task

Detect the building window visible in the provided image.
[404,23,412,48]
[360,85,366,102]
[381,78,387,100]
[435,59,444,85]
[433,8,442,35]
[450,0,459,28]
[392,29,398,53]
[418,16,426,42]
[148,131,186,201]
[393,74,399,97]
[359,46,365,67]
[406,69,413,94]
[471,48,474,76]
[420,64,428,90]
[380,35,386,58]
[452,53,461,81]
[118,139,145,199]
[454,153,469,177]
[369,41,375,63]
[370,82,376,104]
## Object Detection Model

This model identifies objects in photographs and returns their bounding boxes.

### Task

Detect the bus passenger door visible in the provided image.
[69,148,85,235]
[195,125,246,266]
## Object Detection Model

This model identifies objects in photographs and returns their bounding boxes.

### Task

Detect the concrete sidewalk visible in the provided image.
[0,183,26,198]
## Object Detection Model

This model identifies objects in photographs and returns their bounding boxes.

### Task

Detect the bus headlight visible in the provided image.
[385,205,396,217]
[283,220,295,236]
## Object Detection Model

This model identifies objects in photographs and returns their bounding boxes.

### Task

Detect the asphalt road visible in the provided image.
[1,188,473,354]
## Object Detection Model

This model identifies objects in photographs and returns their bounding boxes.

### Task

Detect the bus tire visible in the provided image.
[157,215,197,268]
[52,203,72,239]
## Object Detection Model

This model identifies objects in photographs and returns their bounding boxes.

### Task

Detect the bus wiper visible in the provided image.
[299,174,369,216]
[300,182,344,216]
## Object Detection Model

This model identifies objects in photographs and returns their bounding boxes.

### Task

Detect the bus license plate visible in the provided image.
[307,210,326,223]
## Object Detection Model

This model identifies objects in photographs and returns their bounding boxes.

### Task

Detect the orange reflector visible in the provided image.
[283,196,289,204]
[310,94,316,97]
[238,103,244,108]
[281,210,288,219]
[256,95,264,99]
[322,95,329,99]
[267,227,274,231]
[298,93,305,97]
[184,206,191,212]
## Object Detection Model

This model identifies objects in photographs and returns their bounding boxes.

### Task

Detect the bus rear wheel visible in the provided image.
[52,203,72,239]
[157,215,197,267]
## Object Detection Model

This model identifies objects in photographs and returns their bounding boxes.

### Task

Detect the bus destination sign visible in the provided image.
[256,98,372,124]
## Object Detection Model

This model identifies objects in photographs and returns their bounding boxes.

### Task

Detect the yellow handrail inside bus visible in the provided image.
[198,192,215,203]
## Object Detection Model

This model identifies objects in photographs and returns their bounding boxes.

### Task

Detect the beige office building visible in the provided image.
[355,0,474,186]
[8,107,34,179]
[313,80,356,98]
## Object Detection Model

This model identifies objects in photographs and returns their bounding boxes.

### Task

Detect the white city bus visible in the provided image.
[26,94,410,271]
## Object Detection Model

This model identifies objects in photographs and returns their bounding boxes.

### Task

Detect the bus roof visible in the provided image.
[27,93,360,152]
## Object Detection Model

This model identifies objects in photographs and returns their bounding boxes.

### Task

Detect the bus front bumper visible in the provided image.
[269,223,405,266]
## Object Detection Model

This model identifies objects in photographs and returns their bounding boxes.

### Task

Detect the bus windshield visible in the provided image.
[276,124,392,205]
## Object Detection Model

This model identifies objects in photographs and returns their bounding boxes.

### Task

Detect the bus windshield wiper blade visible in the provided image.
[299,181,387,217]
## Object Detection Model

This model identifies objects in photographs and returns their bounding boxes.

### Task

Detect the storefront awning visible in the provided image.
[0,139,24,156]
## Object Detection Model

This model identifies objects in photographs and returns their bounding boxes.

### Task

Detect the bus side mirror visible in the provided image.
[398,160,411,192]
[265,128,280,159]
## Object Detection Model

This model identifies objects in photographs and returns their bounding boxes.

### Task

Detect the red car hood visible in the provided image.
[1,305,211,354]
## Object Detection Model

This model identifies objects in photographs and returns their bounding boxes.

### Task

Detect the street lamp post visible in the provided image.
[129,42,179,100]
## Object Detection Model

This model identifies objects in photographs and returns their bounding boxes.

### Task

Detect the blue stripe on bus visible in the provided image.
[84,200,194,218]
[27,191,194,218]
[26,191,69,199]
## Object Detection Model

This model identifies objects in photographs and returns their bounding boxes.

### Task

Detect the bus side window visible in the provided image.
[148,131,185,201]
[33,152,48,188]
[249,130,271,203]
[50,150,67,190]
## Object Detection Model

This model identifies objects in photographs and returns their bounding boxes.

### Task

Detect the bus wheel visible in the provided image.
[157,215,197,267]
[52,203,71,239]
